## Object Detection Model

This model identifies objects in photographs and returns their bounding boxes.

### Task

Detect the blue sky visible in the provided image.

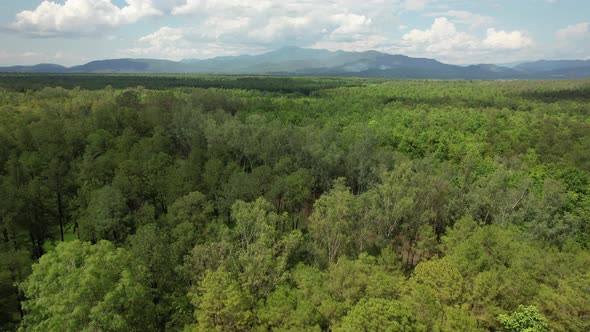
[0,0,589,66]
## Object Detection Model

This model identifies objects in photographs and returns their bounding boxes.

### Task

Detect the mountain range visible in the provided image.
[2,47,590,79]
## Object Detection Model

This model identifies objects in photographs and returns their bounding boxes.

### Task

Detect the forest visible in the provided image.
[0,75,589,331]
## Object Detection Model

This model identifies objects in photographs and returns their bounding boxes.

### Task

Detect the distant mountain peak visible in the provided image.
[274,45,305,52]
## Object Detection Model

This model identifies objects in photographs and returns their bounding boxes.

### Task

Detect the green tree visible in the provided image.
[309,178,356,264]
[78,185,129,243]
[230,198,303,298]
[497,305,550,332]
[191,267,253,332]
[409,258,465,331]
[256,284,322,331]
[167,191,214,263]
[336,298,425,332]
[20,240,156,331]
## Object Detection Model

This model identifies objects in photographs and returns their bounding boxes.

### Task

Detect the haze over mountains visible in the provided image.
[2,47,590,79]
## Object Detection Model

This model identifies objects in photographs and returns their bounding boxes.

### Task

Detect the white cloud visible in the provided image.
[550,22,590,59]
[139,26,186,47]
[9,0,543,64]
[125,0,401,58]
[330,14,372,36]
[172,0,273,16]
[401,17,479,54]
[125,6,537,64]
[9,0,457,59]
[125,11,381,59]
[130,27,200,59]
[393,17,534,63]
[172,0,427,17]
[482,28,533,50]
[168,0,402,47]
[124,26,267,59]
[424,10,495,29]
[556,22,589,40]
[11,0,163,37]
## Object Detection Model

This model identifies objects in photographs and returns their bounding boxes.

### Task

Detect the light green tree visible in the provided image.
[497,305,550,332]
[336,298,425,332]
[309,178,356,264]
[191,267,253,332]
[20,240,155,331]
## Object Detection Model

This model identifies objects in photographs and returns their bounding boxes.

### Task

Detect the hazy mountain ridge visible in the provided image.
[2,47,590,79]
[515,59,590,72]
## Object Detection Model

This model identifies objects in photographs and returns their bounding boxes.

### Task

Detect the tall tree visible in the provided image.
[309,178,357,265]
[20,240,156,331]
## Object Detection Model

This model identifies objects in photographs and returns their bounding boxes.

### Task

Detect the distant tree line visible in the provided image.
[0,74,372,94]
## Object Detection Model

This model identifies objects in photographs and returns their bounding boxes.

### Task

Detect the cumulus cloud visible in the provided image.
[124,10,380,59]
[400,18,478,55]
[482,28,534,50]
[124,26,265,59]
[124,5,537,64]
[172,0,427,17]
[172,0,273,16]
[189,1,382,41]
[551,22,590,59]
[424,10,495,29]
[556,22,589,40]
[393,17,534,63]
[124,0,399,59]
[11,0,543,64]
[11,0,164,37]
[167,0,405,49]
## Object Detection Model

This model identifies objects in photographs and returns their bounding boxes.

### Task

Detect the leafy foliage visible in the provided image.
[20,241,155,331]
[0,77,589,331]
[498,305,551,332]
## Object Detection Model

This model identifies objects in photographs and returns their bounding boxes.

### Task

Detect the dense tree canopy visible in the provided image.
[0,76,589,331]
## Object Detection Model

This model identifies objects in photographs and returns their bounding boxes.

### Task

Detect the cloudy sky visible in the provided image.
[0,0,589,66]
